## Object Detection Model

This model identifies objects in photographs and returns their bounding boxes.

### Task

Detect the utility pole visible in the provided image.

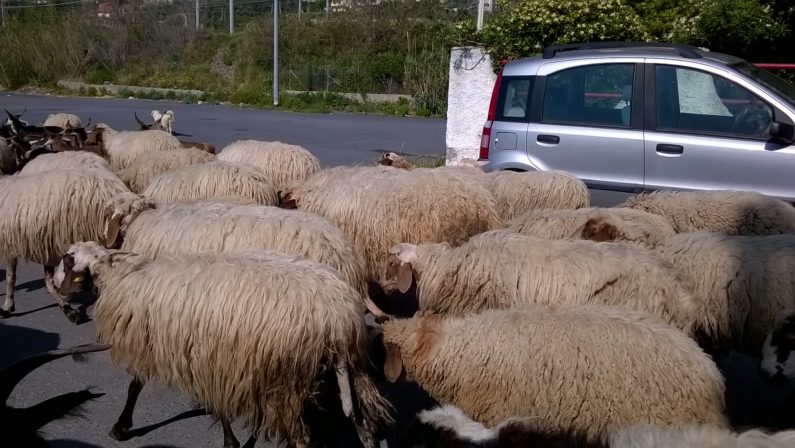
[476,0,484,31]
[195,0,200,29]
[325,0,329,18]
[298,0,301,19]
[229,0,234,34]
[1,0,6,28]
[273,0,280,106]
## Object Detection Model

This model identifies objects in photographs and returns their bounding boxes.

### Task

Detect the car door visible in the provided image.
[643,61,795,200]
[526,60,645,192]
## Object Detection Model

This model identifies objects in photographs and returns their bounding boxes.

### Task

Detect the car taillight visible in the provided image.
[480,67,504,160]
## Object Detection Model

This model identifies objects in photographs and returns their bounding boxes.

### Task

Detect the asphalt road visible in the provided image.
[1,95,793,447]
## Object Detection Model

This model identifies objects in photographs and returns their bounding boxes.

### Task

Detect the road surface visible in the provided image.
[1,94,792,448]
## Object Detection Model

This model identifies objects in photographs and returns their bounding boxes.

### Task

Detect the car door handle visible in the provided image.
[656,144,683,155]
[537,134,560,144]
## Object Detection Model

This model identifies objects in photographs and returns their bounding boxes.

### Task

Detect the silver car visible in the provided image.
[479,42,795,203]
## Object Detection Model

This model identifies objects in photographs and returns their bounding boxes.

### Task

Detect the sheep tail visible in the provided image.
[335,362,392,448]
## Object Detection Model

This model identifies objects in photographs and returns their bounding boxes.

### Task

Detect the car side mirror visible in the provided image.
[770,121,795,145]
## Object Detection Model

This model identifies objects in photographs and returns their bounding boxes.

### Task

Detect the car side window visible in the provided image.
[542,63,634,127]
[496,77,534,121]
[655,65,774,139]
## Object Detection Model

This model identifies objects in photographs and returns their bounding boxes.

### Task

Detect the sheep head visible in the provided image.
[380,243,419,294]
[759,308,795,385]
[378,152,413,170]
[102,193,156,249]
[85,123,111,147]
[53,241,111,296]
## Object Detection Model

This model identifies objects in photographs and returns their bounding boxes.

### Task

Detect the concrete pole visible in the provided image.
[476,0,484,30]
[195,0,199,29]
[273,0,280,106]
[325,0,329,18]
[298,0,301,19]
[229,0,234,34]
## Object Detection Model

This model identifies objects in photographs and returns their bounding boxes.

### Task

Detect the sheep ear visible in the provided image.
[397,262,413,294]
[104,214,123,249]
[384,342,403,383]
[576,217,619,242]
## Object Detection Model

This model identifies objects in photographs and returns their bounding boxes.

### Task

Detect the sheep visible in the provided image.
[647,231,795,356]
[380,229,700,335]
[53,242,393,448]
[0,168,131,322]
[506,207,677,249]
[141,160,279,206]
[282,165,501,282]
[378,152,414,170]
[42,113,82,129]
[102,195,369,300]
[17,150,112,176]
[87,123,181,170]
[117,147,216,193]
[759,308,795,385]
[402,405,795,448]
[1,343,109,448]
[618,189,795,235]
[179,139,216,154]
[379,304,728,444]
[0,138,18,174]
[483,170,590,221]
[218,139,321,192]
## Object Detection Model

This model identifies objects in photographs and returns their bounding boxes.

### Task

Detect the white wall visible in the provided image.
[445,46,497,165]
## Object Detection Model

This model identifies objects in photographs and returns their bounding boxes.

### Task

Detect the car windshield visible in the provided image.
[732,61,795,106]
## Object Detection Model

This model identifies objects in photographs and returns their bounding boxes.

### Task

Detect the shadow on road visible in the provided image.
[17,278,45,293]
[126,408,208,439]
[0,322,60,367]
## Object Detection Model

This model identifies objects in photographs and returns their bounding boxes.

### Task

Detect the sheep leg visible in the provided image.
[1,258,17,317]
[43,265,80,324]
[109,377,144,441]
[336,362,378,448]
[221,418,240,448]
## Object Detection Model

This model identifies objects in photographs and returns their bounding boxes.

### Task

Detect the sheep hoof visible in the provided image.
[109,424,131,441]
[0,306,13,318]
[62,307,81,324]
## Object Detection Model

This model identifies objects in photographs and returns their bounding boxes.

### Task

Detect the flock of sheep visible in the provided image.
[2,108,795,448]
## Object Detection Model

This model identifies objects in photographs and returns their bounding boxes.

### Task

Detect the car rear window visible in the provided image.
[496,76,535,122]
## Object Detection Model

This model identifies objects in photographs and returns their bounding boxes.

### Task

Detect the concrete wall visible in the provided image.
[445,46,497,165]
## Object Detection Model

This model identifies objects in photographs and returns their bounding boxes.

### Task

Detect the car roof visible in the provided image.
[501,44,747,77]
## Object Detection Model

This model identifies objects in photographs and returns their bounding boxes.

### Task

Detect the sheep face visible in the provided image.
[380,243,418,294]
[378,152,413,170]
[759,309,795,384]
[102,194,156,249]
[53,242,108,296]
[279,190,299,209]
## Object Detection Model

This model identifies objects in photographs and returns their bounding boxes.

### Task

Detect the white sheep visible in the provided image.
[651,231,795,356]
[218,139,321,192]
[0,168,131,322]
[141,160,279,206]
[507,207,677,249]
[53,243,393,448]
[379,304,728,444]
[102,195,369,301]
[380,229,700,335]
[760,308,795,384]
[117,147,216,193]
[150,109,174,134]
[618,189,795,235]
[17,150,112,176]
[406,405,795,448]
[42,113,82,129]
[483,170,590,221]
[282,165,501,282]
[87,123,181,170]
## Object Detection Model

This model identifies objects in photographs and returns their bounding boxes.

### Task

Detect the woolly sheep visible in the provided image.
[141,160,279,206]
[618,189,795,235]
[282,165,501,282]
[218,139,321,192]
[17,150,112,176]
[0,168,131,322]
[403,405,795,448]
[380,229,700,335]
[102,195,369,300]
[483,170,590,221]
[379,304,728,444]
[378,152,414,170]
[42,113,82,129]
[117,147,216,193]
[506,207,677,249]
[759,308,795,384]
[652,232,795,355]
[53,243,392,448]
[87,123,181,170]
[150,109,174,134]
